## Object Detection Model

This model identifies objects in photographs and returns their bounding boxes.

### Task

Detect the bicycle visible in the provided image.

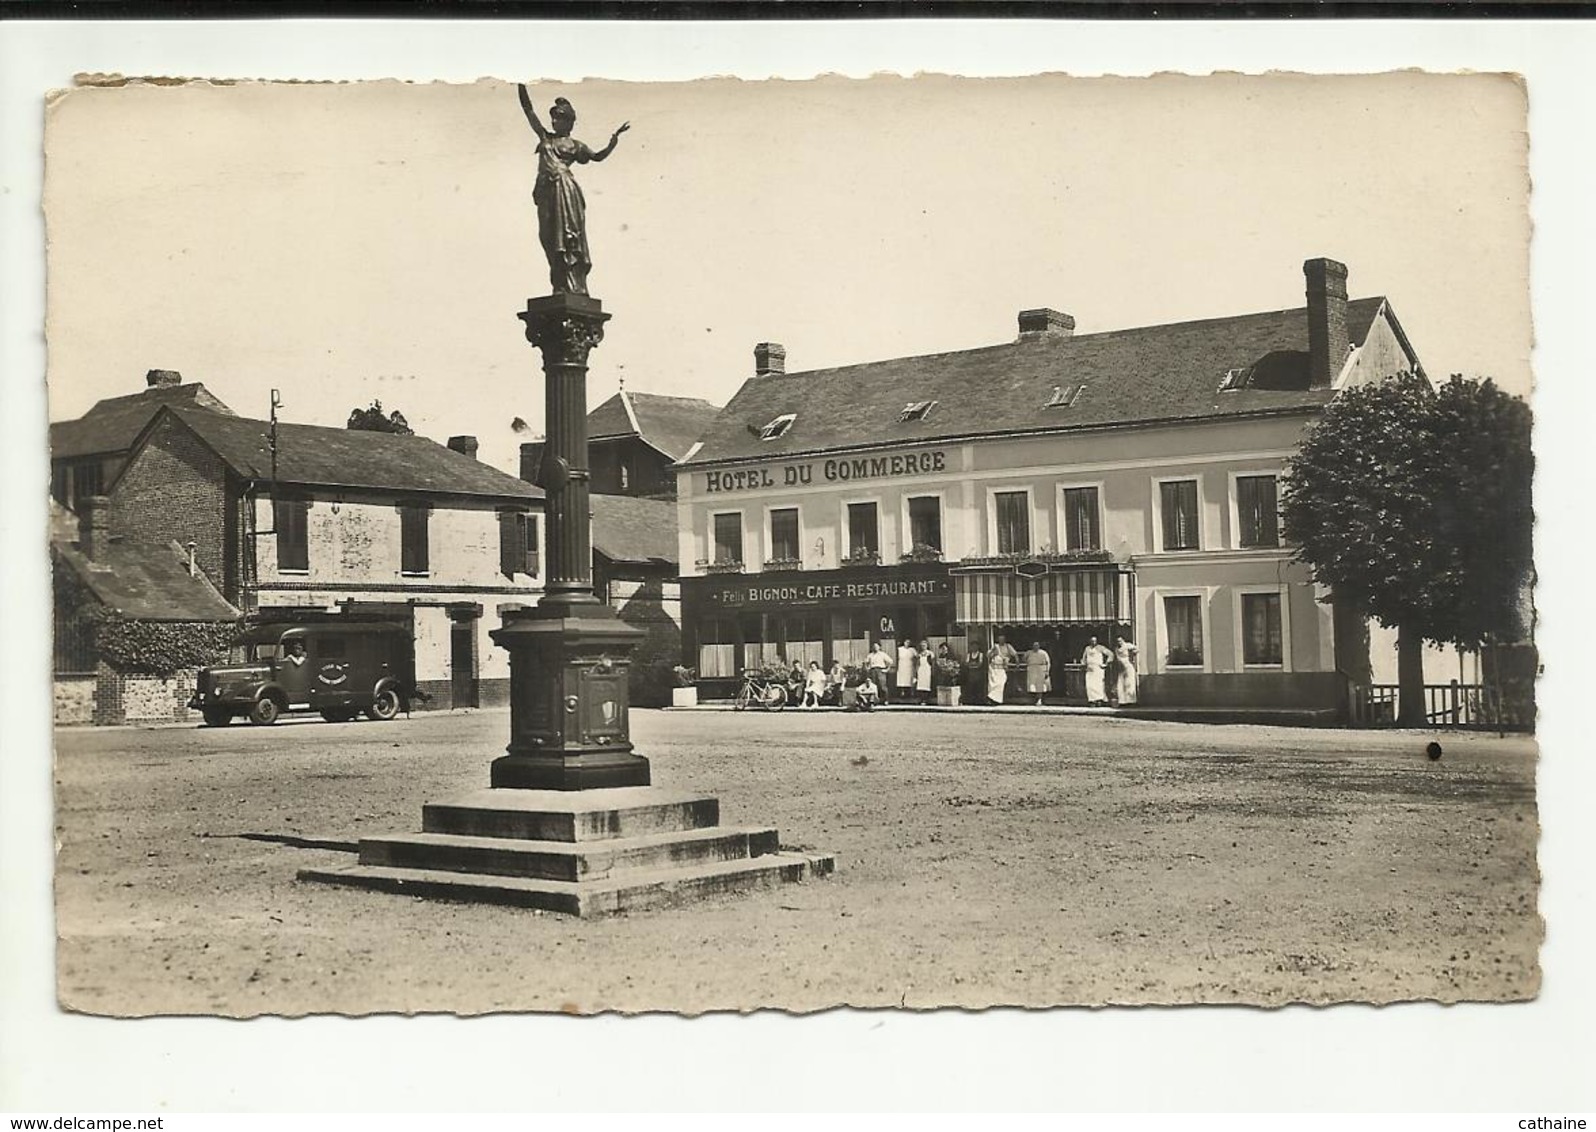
[734,671,788,711]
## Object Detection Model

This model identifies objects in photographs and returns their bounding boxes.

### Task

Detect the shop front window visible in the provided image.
[697,617,736,679]
[777,614,825,668]
[830,611,872,667]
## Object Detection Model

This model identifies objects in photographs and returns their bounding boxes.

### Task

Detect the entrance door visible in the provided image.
[450,618,479,708]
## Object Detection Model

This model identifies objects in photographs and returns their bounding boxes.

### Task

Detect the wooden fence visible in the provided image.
[1349,680,1533,730]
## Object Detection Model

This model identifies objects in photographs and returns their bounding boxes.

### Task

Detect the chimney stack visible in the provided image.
[1018,309,1076,340]
[754,342,787,378]
[447,435,480,460]
[146,369,182,389]
[1304,257,1350,389]
[78,495,111,561]
[519,440,546,485]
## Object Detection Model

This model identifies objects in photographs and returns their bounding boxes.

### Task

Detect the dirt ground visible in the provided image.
[52,707,1541,1016]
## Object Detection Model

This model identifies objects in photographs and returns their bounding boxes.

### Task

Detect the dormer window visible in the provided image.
[759,413,796,441]
[897,400,937,423]
[1045,384,1083,409]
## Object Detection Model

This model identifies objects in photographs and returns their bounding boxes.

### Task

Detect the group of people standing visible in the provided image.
[974,633,1138,707]
[862,640,946,706]
[773,631,1139,709]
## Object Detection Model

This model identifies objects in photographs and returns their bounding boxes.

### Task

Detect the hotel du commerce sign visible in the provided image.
[700,449,949,494]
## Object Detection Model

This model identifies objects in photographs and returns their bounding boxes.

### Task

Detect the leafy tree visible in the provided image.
[346,399,412,435]
[1281,373,1533,725]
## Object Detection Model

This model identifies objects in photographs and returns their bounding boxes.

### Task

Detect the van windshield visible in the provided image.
[250,643,282,662]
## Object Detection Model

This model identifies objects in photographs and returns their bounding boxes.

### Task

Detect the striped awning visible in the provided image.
[954,567,1128,626]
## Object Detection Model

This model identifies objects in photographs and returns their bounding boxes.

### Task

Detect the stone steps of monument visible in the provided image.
[357,825,781,883]
[421,786,719,843]
[298,850,836,917]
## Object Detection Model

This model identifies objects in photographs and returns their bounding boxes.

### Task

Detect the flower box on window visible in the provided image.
[840,549,881,567]
[698,559,745,575]
[900,543,944,564]
[958,549,1114,568]
[762,557,803,572]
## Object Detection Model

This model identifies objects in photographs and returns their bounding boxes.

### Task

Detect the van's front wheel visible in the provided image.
[249,696,281,725]
[366,689,401,721]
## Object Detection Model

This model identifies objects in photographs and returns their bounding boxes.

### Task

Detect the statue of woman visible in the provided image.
[517,84,629,296]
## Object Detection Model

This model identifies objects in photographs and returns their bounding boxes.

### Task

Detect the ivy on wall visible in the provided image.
[53,558,239,678]
[87,611,239,678]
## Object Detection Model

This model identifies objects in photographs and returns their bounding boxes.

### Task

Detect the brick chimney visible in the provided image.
[146,369,182,389]
[519,440,546,484]
[754,342,786,378]
[1304,257,1350,389]
[447,435,479,460]
[1018,309,1076,340]
[78,495,111,561]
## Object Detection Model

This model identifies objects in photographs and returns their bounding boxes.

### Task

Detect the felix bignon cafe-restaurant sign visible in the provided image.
[697,449,954,609]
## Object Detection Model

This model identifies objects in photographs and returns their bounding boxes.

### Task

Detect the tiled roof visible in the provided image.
[50,383,235,460]
[682,298,1390,467]
[56,540,240,622]
[589,391,720,460]
[160,407,541,502]
[589,493,678,565]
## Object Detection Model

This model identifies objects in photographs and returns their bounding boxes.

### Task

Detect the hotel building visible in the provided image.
[676,257,1424,716]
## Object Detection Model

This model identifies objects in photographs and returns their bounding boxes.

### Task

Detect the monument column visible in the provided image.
[489,293,651,791]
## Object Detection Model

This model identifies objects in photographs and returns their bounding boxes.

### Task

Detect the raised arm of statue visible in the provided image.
[517,83,549,141]
[590,121,630,162]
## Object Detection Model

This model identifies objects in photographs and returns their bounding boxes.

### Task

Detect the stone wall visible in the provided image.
[54,675,96,726]
[88,662,199,726]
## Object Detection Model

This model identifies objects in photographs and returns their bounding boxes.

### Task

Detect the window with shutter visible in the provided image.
[400,504,430,574]
[769,508,800,561]
[1160,480,1199,551]
[1062,487,1101,551]
[994,491,1030,554]
[1237,475,1280,548]
[847,503,879,558]
[275,498,310,572]
[1164,595,1204,666]
[712,513,743,565]
[907,496,942,552]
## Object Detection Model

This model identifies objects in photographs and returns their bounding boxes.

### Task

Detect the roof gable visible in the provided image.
[49,383,236,461]
[130,407,541,503]
[684,298,1390,466]
[589,391,720,461]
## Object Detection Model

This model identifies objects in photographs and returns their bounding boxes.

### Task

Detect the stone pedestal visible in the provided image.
[489,609,651,790]
[299,787,835,917]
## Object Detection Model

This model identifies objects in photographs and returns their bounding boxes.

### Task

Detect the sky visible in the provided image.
[43,70,1531,474]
